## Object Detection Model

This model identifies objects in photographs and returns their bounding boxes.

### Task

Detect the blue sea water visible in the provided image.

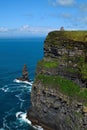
[0,37,45,130]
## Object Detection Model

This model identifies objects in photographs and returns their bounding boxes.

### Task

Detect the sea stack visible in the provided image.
[17,64,29,81]
[22,64,29,81]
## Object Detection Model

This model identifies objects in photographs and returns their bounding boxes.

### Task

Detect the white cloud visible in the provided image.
[19,25,54,34]
[75,16,87,24]
[61,12,71,18]
[0,25,55,37]
[57,0,75,6]
[0,27,8,32]
[82,17,87,23]
[49,0,75,6]
[20,25,30,31]
[79,3,87,12]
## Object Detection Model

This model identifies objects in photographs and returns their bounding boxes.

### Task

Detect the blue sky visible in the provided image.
[0,0,87,37]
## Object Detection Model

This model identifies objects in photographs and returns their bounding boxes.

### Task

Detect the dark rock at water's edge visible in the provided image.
[27,31,87,130]
[17,64,29,81]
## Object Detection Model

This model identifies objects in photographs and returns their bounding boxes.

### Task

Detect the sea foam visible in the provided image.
[13,79,33,86]
[0,128,5,130]
[16,112,44,130]
[16,112,31,124]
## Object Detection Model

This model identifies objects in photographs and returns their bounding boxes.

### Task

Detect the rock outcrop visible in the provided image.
[27,31,87,130]
[17,64,29,81]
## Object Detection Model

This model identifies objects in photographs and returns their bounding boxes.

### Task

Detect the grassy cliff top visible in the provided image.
[45,31,87,43]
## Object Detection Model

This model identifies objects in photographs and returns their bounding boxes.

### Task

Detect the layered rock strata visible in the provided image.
[27,31,87,130]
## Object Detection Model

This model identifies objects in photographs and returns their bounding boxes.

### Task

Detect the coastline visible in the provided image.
[28,116,53,130]
[27,109,53,130]
[13,79,33,85]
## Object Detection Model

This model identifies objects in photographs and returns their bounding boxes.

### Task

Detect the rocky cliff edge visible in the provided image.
[27,31,87,130]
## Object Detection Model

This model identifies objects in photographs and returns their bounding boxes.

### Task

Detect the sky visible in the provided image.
[0,0,87,37]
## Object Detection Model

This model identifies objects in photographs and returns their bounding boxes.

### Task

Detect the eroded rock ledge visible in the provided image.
[27,31,87,130]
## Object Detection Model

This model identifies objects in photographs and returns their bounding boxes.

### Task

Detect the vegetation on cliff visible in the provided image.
[45,31,87,44]
[36,30,87,104]
[38,59,59,68]
[28,30,87,130]
[44,31,87,82]
[36,74,87,104]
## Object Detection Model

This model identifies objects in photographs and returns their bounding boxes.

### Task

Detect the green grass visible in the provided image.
[65,68,79,73]
[77,57,87,80]
[36,74,80,95]
[36,74,87,102]
[80,63,87,80]
[46,31,87,43]
[38,60,59,68]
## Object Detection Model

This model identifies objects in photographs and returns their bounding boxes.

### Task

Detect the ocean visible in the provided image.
[0,37,45,130]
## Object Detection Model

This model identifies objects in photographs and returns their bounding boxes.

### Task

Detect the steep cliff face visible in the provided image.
[27,31,87,130]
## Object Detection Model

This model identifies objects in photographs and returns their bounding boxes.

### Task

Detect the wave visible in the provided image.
[0,84,19,93]
[0,79,32,93]
[0,85,9,93]
[2,108,15,130]
[16,112,44,130]
[33,125,44,130]
[0,128,5,130]
[16,112,31,124]
[0,87,9,92]
[13,79,33,86]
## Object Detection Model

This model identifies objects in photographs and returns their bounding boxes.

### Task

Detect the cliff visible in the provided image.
[27,31,87,130]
